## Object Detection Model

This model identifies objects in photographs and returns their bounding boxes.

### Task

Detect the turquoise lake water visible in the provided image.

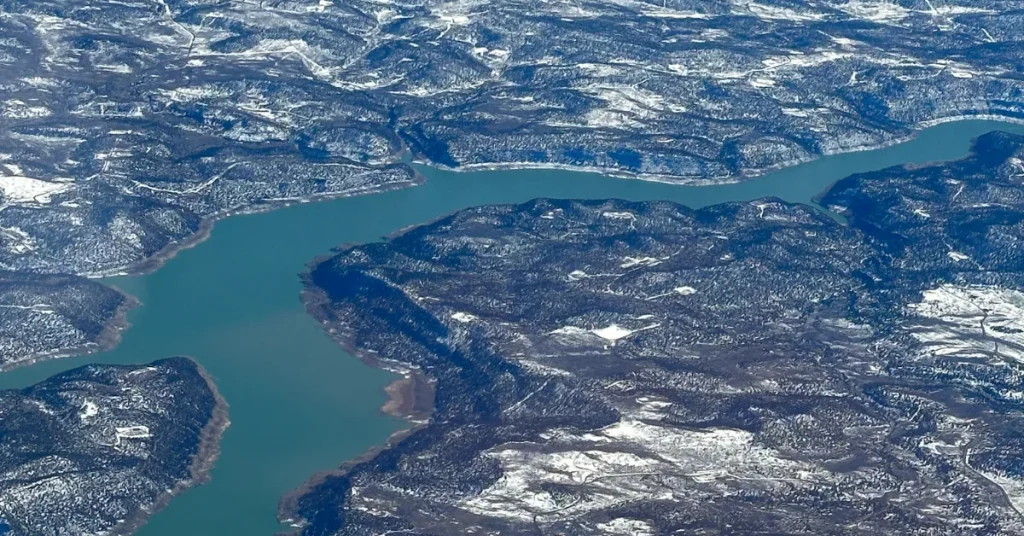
[0,120,1022,535]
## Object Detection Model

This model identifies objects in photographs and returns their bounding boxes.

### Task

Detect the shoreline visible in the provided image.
[276,419,427,534]
[275,279,437,531]
[809,121,1008,208]
[297,279,436,422]
[274,117,1024,529]
[85,178,424,280]
[110,359,231,536]
[0,113,1020,532]
[417,113,1024,186]
[80,112,1024,284]
[0,179,426,386]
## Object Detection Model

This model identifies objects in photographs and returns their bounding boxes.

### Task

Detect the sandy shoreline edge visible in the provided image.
[274,277,436,533]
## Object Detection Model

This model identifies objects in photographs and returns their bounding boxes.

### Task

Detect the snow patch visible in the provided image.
[79,401,98,423]
[0,173,72,205]
[0,226,36,254]
[567,269,589,281]
[437,13,470,25]
[114,426,151,444]
[741,2,827,21]
[907,284,1024,363]
[549,325,594,340]
[591,324,635,341]
[837,0,911,23]
[620,256,662,269]
[597,518,655,535]
[451,312,478,323]
[462,418,818,521]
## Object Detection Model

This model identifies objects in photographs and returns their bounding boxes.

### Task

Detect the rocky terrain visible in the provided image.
[2,0,1023,377]
[0,271,132,370]
[289,131,1024,535]
[0,357,227,536]
[1,0,1024,275]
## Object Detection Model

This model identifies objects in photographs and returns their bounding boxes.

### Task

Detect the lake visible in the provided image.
[1,119,1022,535]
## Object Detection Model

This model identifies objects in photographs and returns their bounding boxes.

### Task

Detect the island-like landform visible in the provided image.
[286,131,1024,535]
[0,357,227,536]
[0,271,134,370]
[1,0,1024,277]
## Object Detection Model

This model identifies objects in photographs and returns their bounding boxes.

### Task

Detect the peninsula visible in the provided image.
[0,271,134,371]
[0,357,227,535]
[288,131,1024,535]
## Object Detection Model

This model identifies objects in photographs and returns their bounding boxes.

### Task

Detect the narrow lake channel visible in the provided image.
[1,119,1022,535]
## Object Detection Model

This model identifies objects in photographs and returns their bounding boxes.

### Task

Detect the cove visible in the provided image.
[0,119,1022,536]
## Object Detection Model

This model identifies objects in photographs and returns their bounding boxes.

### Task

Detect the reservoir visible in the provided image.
[0,119,1022,535]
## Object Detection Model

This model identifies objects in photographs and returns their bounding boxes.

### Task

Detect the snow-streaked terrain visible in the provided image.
[1,0,1024,275]
[0,358,224,536]
[288,133,1024,535]
[0,271,129,368]
[908,284,1024,364]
